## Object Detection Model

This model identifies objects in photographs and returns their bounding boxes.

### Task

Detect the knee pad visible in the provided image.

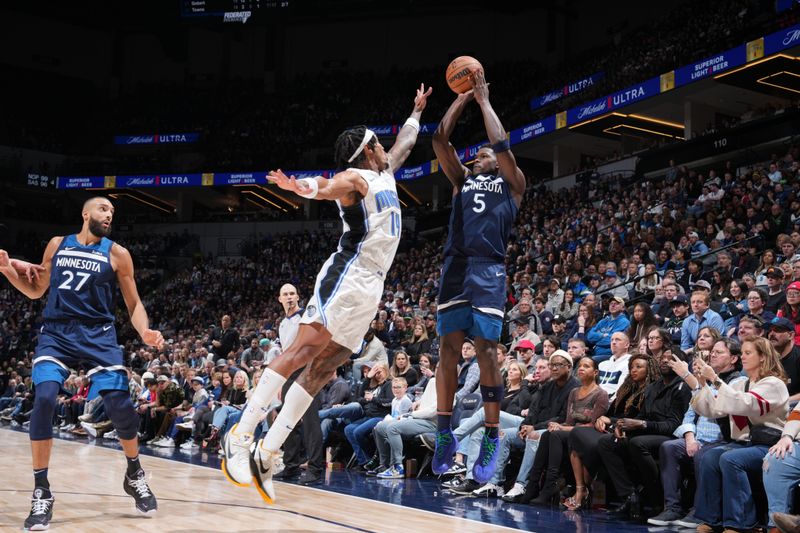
[101,390,139,440]
[30,381,61,441]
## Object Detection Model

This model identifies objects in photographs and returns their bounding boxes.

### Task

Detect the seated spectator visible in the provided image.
[440,360,533,496]
[644,327,670,360]
[648,338,745,527]
[598,345,692,519]
[566,338,589,370]
[755,250,778,288]
[765,267,788,314]
[345,364,393,471]
[546,279,565,315]
[768,316,800,401]
[319,364,387,445]
[665,295,690,345]
[587,296,631,362]
[352,328,388,381]
[525,356,609,506]
[777,281,800,345]
[372,377,439,479]
[506,298,543,338]
[553,289,579,321]
[566,353,661,506]
[689,326,722,364]
[636,264,661,297]
[598,332,633,400]
[405,324,431,364]
[390,351,419,388]
[681,291,724,351]
[692,337,789,533]
[563,302,597,349]
[534,297,555,335]
[627,302,659,347]
[514,339,537,377]
[510,317,542,353]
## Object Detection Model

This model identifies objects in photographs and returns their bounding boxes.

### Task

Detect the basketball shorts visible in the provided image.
[301,252,384,354]
[33,320,127,400]
[437,256,506,341]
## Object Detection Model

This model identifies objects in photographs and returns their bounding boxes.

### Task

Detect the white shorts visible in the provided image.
[300,251,383,354]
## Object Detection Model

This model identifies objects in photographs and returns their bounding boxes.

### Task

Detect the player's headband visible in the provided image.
[347,128,376,163]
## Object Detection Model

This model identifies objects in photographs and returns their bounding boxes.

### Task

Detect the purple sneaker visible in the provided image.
[472,433,500,484]
[432,429,458,475]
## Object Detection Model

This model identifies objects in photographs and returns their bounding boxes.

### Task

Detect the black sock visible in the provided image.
[33,468,50,491]
[486,426,499,439]
[126,456,142,476]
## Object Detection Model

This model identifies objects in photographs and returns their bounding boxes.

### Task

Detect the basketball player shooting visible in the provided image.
[220,83,432,503]
[0,197,164,530]
[431,69,525,484]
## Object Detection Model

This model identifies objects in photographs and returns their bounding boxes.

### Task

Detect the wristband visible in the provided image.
[296,177,320,199]
[491,138,510,153]
[403,117,420,132]
[681,371,691,380]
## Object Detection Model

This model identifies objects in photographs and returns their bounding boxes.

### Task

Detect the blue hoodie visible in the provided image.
[586,313,631,357]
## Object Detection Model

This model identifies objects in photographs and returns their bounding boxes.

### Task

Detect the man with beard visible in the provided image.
[769,316,800,400]
[597,346,691,520]
[0,197,164,529]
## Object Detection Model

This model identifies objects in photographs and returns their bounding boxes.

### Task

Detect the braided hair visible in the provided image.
[334,126,377,170]
[613,353,660,416]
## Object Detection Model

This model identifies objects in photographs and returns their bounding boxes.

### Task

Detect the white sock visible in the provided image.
[262,383,314,453]
[237,368,287,434]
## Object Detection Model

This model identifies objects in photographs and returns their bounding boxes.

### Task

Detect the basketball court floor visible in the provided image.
[0,427,660,532]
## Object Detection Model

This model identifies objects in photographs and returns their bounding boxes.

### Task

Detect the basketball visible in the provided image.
[446,56,483,94]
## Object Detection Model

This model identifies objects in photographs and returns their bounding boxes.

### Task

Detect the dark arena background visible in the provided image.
[1,1,800,532]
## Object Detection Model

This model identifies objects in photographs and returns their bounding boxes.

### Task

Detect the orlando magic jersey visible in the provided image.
[443,174,518,261]
[43,235,117,322]
[334,167,402,276]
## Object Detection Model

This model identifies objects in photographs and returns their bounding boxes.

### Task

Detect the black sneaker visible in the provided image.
[364,456,381,471]
[24,488,54,531]
[447,478,480,495]
[273,467,301,480]
[419,433,435,451]
[123,469,158,516]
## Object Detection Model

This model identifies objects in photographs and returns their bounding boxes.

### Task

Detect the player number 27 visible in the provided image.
[472,193,486,213]
[58,270,91,291]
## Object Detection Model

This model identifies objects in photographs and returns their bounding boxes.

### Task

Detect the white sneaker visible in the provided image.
[220,423,254,487]
[154,437,175,448]
[104,430,119,440]
[61,424,75,431]
[81,421,98,438]
[176,421,194,431]
[251,438,278,504]
[503,482,526,499]
[180,440,198,450]
[472,483,504,497]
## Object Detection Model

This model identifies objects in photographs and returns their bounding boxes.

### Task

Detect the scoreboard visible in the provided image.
[180,0,289,21]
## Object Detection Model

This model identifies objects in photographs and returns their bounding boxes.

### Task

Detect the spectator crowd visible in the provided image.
[2,136,799,529]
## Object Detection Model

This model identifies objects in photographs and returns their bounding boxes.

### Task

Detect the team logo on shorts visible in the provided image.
[306,305,317,317]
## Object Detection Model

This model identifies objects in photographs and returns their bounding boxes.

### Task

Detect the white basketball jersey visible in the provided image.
[278,308,303,350]
[336,168,402,277]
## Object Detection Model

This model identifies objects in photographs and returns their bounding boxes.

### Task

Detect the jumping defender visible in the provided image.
[0,197,164,530]
[220,84,432,503]
[431,70,525,483]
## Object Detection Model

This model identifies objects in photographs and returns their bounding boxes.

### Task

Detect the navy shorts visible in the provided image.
[436,256,506,341]
[33,321,127,400]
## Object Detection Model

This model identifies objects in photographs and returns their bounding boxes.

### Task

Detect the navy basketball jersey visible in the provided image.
[43,235,117,322]
[443,174,518,261]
